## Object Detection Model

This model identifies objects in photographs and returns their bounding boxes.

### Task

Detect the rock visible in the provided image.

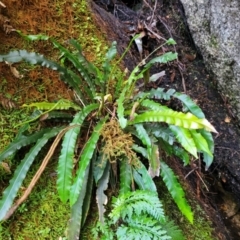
[180,0,240,120]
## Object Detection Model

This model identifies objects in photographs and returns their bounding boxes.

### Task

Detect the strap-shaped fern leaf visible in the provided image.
[117,215,171,240]
[134,124,160,177]
[52,40,96,99]
[0,50,84,102]
[132,160,157,192]
[96,161,110,224]
[128,110,217,132]
[67,163,91,240]
[141,99,169,111]
[198,129,214,170]
[110,190,165,223]
[169,125,198,158]
[160,161,193,223]
[190,129,213,157]
[70,118,107,206]
[93,151,108,184]
[0,128,57,163]
[143,52,178,70]
[22,100,81,111]
[173,92,205,119]
[148,124,175,145]
[120,160,132,194]
[0,126,64,220]
[148,88,176,100]
[102,41,117,86]
[57,103,99,203]
[117,88,128,129]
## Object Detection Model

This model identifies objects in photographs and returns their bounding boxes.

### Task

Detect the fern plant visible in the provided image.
[92,190,185,240]
[0,33,216,239]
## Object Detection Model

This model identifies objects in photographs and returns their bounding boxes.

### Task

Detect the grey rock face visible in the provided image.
[180,0,240,119]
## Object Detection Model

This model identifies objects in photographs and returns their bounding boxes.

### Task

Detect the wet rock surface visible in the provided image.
[180,0,240,122]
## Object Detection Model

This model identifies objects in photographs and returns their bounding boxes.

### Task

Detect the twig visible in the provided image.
[196,170,209,192]
[0,1,6,8]
[3,125,78,220]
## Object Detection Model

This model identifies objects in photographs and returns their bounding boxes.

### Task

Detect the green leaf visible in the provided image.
[93,151,108,184]
[148,88,176,100]
[0,128,54,163]
[133,160,157,192]
[96,162,110,224]
[0,127,64,220]
[0,50,85,102]
[160,161,193,223]
[67,163,90,240]
[110,190,165,223]
[70,118,107,206]
[117,89,128,129]
[198,129,214,170]
[144,52,177,70]
[17,31,49,41]
[119,160,132,194]
[169,125,198,158]
[81,159,94,227]
[57,104,99,203]
[166,38,176,45]
[173,92,205,119]
[52,40,96,98]
[128,110,217,133]
[141,99,169,111]
[190,130,213,157]
[148,143,160,178]
[22,100,81,111]
[117,215,170,240]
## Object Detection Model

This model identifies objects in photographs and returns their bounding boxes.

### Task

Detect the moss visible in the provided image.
[156,178,217,240]
[0,158,70,240]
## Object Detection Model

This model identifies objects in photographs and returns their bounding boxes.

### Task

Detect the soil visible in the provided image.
[1,0,240,239]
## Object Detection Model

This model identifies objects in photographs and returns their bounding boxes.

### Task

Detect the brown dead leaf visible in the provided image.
[5,62,24,79]
[170,69,176,82]
[0,1,6,8]
[0,94,18,110]
[1,162,11,173]
[184,53,196,61]
[224,116,231,123]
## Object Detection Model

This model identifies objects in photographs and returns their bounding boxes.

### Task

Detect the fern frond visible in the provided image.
[161,218,185,240]
[0,50,85,103]
[128,110,217,132]
[141,99,169,111]
[0,127,64,220]
[160,161,193,223]
[173,92,205,118]
[0,128,54,163]
[70,117,107,206]
[68,163,91,240]
[117,215,171,240]
[148,124,175,145]
[96,162,110,224]
[169,125,198,158]
[22,100,81,111]
[110,190,165,223]
[198,129,214,170]
[132,159,157,192]
[102,41,117,84]
[148,88,176,100]
[120,160,132,194]
[52,40,96,98]
[57,104,99,203]
[190,129,213,157]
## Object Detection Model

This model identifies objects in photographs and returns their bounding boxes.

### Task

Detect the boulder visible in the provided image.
[180,0,240,120]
